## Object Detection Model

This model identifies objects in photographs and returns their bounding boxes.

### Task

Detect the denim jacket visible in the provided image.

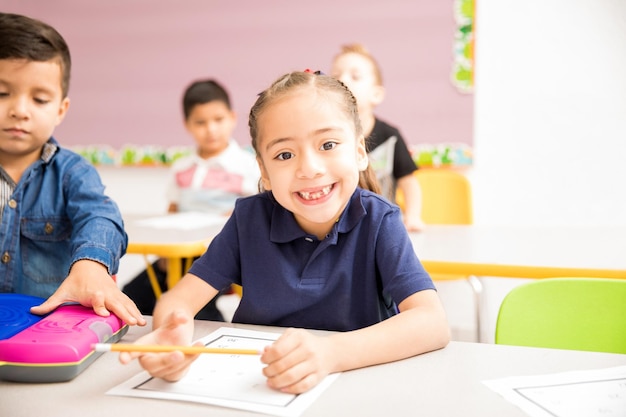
[0,138,127,298]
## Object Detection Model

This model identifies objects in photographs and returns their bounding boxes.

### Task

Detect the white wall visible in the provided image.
[462,0,626,342]
[473,0,626,227]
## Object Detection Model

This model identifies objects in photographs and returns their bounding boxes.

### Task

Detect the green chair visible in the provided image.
[495,278,626,354]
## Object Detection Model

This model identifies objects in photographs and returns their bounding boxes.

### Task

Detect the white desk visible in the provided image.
[411,225,626,342]
[2,320,625,417]
[127,219,626,283]
[411,225,626,279]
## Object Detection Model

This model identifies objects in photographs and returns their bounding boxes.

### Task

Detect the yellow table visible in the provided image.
[124,213,227,297]
[126,240,210,296]
[420,260,626,280]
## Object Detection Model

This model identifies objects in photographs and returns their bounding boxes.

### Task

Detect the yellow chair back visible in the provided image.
[414,169,473,225]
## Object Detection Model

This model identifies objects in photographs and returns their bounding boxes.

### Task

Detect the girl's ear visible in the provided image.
[371,85,385,106]
[256,157,272,191]
[356,135,369,171]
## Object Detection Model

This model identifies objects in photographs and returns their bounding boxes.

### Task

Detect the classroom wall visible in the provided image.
[3,0,473,149]
[472,0,626,227]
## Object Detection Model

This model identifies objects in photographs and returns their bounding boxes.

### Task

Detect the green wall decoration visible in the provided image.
[453,0,474,93]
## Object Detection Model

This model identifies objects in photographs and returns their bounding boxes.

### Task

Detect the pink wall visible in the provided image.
[4,0,473,148]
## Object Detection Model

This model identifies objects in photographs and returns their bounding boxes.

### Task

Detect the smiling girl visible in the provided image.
[120,70,449,394]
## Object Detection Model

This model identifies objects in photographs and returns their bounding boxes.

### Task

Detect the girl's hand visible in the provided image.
[260,328,336,394]
[119,310,198,381]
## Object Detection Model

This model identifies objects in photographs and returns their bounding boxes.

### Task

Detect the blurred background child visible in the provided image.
[330,43,424,231]
[122,79,259,320]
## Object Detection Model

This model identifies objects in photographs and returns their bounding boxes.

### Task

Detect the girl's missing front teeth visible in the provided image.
[298,185,333,200]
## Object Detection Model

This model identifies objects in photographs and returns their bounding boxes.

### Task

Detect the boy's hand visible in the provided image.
[261,328,335,394]
[30,259,146,326]
[119,310,198,381]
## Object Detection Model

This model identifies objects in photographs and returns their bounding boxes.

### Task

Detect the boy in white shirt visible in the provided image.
[123,79,259,319]
[165,80,259,215]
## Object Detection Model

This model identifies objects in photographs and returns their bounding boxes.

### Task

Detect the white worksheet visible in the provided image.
[107,327,340,417]
[483,365,626,417]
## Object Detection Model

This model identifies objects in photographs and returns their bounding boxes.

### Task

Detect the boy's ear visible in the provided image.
[55,97,70,126]
[356,135,369,171]
[371,85,385,106]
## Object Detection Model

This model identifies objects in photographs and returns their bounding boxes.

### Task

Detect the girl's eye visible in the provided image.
[321,142,337,151]
[34,98,49,104]
[276,151,294,161]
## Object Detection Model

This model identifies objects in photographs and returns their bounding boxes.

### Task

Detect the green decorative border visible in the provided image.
[452,0,474,93]
[411,143,473,168]
[71,145,194,166]
[72,143,472,169]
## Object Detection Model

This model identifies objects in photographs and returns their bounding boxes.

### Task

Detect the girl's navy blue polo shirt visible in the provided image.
[188,188,434,332]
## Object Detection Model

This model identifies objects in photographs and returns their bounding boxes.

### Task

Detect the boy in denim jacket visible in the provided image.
[0,13,145,326]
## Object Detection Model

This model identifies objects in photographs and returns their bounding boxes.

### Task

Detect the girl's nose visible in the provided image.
[296,150,325,178]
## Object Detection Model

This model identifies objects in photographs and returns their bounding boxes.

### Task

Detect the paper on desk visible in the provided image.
[483,365,626,417]
[106,327,340,417]
[133,212,226,230]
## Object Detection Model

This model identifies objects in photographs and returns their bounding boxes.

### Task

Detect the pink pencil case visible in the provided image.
[0,293,128,382]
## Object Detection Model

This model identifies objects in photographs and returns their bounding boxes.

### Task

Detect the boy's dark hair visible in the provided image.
[182,79,231,120]
[0,13,72,98]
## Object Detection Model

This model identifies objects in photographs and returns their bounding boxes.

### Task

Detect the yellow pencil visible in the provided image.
[93,343,261,355]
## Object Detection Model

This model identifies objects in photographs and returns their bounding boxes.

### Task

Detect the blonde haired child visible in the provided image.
[331,43,424,231]
[120,71,449,394]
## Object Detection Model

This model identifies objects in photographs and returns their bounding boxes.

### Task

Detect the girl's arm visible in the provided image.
[396,173,424,231]
[119,273,220,381]
[261,289,449,394]
[327,289,449,368]
[151,273,217,327]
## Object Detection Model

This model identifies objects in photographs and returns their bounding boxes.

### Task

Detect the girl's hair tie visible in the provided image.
[304,69,324,75]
